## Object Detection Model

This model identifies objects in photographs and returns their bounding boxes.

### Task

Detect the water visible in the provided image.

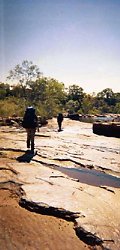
[94,116,113,122]
[38,119,120,188]
[53,166,120,188]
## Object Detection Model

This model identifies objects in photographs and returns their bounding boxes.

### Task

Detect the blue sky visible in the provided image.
[0,0,120,94]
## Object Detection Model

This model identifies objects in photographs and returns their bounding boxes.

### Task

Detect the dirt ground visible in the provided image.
[0,189,91,250]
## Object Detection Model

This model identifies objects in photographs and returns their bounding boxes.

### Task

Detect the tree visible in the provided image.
[0,97,27,117]
[11,84,27,98]
[66,85,85,112]
[97,88,114,99]
[114,102,120,113]
[27,77,48,103]
[44,78,66,117]
[82,94,97,114]
[68,85,84,101]
[7,60,42,86]
[97,88,115,106]
[65,100,80,114]
[0,83,11,99]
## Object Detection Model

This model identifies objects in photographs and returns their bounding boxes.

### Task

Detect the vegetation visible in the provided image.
[0,60,120,118]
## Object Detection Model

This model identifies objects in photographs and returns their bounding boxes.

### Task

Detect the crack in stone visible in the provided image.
[19,198,81,221]
[0,167,18,175]
[35,177,54,185]
[53,157,86,168]
[74,226,103,247]
[100,186,115,193]
[0,180,22,187]
[35,134,50,138]
[0,147,25,153]
[35,154,95,171]
[0,180,25,198]
[0,179,113,250]
[19,198,108,249]
[50,175,79,182]
[32,157,86,170]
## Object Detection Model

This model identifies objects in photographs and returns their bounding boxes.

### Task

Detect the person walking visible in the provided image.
[22,107,38,152]
[57,113,64,131]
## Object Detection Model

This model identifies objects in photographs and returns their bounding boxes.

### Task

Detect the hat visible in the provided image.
[27,106,34,109]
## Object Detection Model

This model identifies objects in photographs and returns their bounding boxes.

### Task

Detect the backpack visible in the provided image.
[22,107,38,128]
[57,113,63,123]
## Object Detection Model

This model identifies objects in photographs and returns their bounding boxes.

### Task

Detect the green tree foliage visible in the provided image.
[26,78,47,103]
[82,94,98,114]
[114,92,120,104]
[97,88,115,106]
[95,88,120,113]
[67,85,84,103]
[114,102,120,113]
[65,100,80,114]
[7,60,42,86]
[5,61,66,118]
[45,78,66,115]
[27,77,66,117]
[66,85,85,113]
[0,97,27,117]
[10,84,27,98]
[0,83,11,99]
[0,61,119,117]
[97,88,114,98]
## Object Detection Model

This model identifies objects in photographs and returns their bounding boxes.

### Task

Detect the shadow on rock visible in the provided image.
[58,129,63,132]
[16,151,35,163]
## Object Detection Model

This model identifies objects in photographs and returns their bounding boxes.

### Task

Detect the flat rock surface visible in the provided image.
[0,118,120,250]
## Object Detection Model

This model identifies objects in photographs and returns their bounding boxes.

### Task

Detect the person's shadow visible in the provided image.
[16,150,35,163]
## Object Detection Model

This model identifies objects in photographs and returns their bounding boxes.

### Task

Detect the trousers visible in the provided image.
[26,128,36,150]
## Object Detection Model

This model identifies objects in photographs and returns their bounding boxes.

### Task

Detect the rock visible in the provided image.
[0,118,120,250]
[93,122,120,138]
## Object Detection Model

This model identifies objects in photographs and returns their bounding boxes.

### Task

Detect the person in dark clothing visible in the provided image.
[57,113,64,132]
[22,107,38,152]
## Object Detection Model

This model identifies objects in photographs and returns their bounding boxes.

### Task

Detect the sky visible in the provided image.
[0,0,120,94]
